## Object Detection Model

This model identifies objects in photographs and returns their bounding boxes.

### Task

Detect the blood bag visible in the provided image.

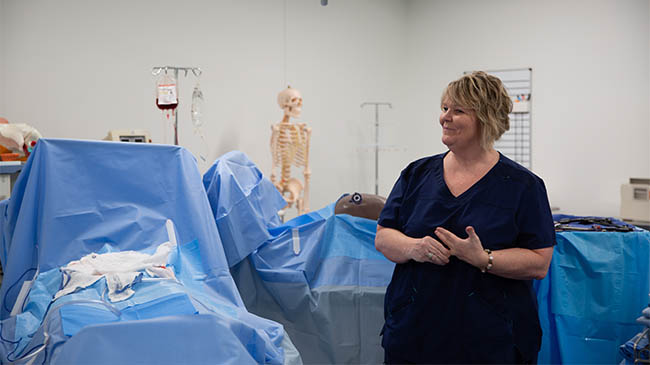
[155,72,178,144]
[156,73,178,118]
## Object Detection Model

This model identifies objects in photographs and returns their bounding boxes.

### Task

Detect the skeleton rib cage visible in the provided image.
[270,121,311,215]
[272,123,309,183]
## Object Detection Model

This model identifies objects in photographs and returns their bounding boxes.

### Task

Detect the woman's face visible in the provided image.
[439,99,481,150]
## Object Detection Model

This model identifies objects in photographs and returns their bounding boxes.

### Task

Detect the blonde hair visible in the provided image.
[441,71,512,149]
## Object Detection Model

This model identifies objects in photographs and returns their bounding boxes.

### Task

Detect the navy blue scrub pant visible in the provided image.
[384,349,536,364]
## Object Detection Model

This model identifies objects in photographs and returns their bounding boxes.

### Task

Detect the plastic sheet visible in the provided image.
[233,213,394,364]
[0,139,299,364]
[535,216,650,364]
[202,150,286,267]
[203,151,395,364]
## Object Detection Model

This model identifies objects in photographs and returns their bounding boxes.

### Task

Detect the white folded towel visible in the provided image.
[55,242,176,302]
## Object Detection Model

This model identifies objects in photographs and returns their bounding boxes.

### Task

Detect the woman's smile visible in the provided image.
[442,124,456,132]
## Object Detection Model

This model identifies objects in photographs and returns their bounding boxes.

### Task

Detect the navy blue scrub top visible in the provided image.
[378,152,555,364]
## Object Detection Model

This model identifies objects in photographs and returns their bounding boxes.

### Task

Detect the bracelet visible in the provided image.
[481,249,493,273]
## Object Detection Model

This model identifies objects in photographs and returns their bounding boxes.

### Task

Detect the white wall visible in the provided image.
[1,0,649,217]
[0,0,406,217]
[398,0,650,217]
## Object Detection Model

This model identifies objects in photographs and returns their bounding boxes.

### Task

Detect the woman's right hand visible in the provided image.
[405,236,451,265]
[376,226,451,265]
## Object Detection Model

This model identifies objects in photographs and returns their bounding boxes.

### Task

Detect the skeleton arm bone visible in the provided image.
[302,124,312,213]
[270,124,279,185]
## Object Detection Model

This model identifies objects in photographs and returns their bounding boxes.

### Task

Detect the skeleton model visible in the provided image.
[270,86,312,216]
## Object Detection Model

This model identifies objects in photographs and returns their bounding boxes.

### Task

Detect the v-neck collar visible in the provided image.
[437,150,503,201]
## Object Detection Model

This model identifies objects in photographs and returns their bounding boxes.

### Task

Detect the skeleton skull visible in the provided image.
[277,87,303,119]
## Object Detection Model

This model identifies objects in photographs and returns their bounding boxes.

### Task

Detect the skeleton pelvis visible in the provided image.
[280,178,303,206]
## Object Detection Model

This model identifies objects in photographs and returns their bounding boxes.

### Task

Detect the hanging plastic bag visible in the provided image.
[191,82,208,166]
[191,83,203,128]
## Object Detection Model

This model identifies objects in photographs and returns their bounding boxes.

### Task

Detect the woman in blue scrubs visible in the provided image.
[375,71,555,364]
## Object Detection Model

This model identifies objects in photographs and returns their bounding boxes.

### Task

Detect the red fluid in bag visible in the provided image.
[157,98,178,119]
[156,98,178,110]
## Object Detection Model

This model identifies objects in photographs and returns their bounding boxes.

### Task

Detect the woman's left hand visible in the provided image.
[435,226,485,268]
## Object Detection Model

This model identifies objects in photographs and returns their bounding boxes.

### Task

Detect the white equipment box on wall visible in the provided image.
[620,178,650,225]
[104,130,151,143]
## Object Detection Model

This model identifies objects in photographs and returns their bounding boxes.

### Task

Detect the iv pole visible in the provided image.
[360,102,392,195]
[152,66,202,145]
